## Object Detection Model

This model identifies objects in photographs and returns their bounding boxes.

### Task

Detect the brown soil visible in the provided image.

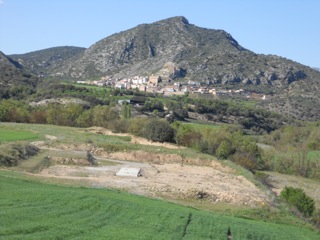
[30,127,272,208]
[39,157,269,207]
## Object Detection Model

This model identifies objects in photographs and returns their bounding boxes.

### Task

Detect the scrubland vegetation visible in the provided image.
[1,83,320,238]
[1,87,319,179]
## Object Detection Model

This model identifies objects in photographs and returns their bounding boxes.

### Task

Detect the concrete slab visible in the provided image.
[116,168,141,177]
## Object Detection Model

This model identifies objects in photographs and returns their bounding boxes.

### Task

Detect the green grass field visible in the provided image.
[0,171,319,240]
[180,122,222,131]
[0,123,214,163]
[0,123,319,239]
[0,128,39,142]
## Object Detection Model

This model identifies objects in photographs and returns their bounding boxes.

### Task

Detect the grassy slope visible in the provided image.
[0,122,319,238]
[0,123,214,163]
[267,171,320,208]
[0,128,39,142]
[0,171,319,240]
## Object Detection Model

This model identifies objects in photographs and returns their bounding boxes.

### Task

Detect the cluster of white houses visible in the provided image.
[77,75,269,100]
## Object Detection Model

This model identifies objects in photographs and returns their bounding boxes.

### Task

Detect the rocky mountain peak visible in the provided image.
[154,16,190,26]
[58,16,249,79]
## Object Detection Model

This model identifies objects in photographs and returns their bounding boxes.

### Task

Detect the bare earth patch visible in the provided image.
[38,156,269,207]
[30,127,271,208]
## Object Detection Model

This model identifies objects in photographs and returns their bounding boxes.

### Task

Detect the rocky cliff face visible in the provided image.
[49,16,320,92]
[61,16,249,79]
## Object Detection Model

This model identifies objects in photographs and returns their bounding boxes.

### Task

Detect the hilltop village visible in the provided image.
[77,75,270,100]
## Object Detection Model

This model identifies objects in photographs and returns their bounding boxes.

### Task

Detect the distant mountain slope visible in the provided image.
[6,16,320,120]
[58,16,319,121]
[9,46,86,77]
[0,51,38,96]
[55,17,320,90]
[60,16,249,79]
[12,17,320,93]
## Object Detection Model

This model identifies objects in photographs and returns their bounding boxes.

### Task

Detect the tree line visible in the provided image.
[0,99,262,173]
[1,84,318,178]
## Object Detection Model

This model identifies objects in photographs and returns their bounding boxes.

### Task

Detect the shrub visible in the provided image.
[174,124,202,148]
[109,119,130,133]
[216,140,234,159]
[311,210,320,228]
[0,143,39,167]
[127,118,148,136]
[280,186,315,217]
[86,151,96,165]
[99,143,130,153]
[31,156,52,173]
[254,171,271,187]
[231,151,258,172]
[142,118,175,143]
[143,99,164,112]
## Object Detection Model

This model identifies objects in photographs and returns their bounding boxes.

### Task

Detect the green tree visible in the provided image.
[143,99,164,112]
[143,119,175,143]
[174,123,202,148]
[0,99,30,123]
[128,118,148,136]
[63,104,84,126]
[216,140,234,159]
[280,186,315,217]
[76,109,94,127]
[92,105,119,128]
[121,102,131,119]
[46,103,61,125]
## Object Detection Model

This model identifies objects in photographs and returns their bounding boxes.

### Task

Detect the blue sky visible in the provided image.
[0,0,319,67]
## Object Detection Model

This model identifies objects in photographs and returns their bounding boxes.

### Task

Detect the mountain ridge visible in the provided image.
[0,51,39,98]
[9,16,319,88]
[62,16,250,79]
[5,16,320,120]
[45,16,319,92]
[9,46,86,77]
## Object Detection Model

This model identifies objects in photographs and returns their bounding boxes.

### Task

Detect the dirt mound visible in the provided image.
[49,156,90,165]
[110,151,184,164]
[0,143,39,167]
[86,127,183,149]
